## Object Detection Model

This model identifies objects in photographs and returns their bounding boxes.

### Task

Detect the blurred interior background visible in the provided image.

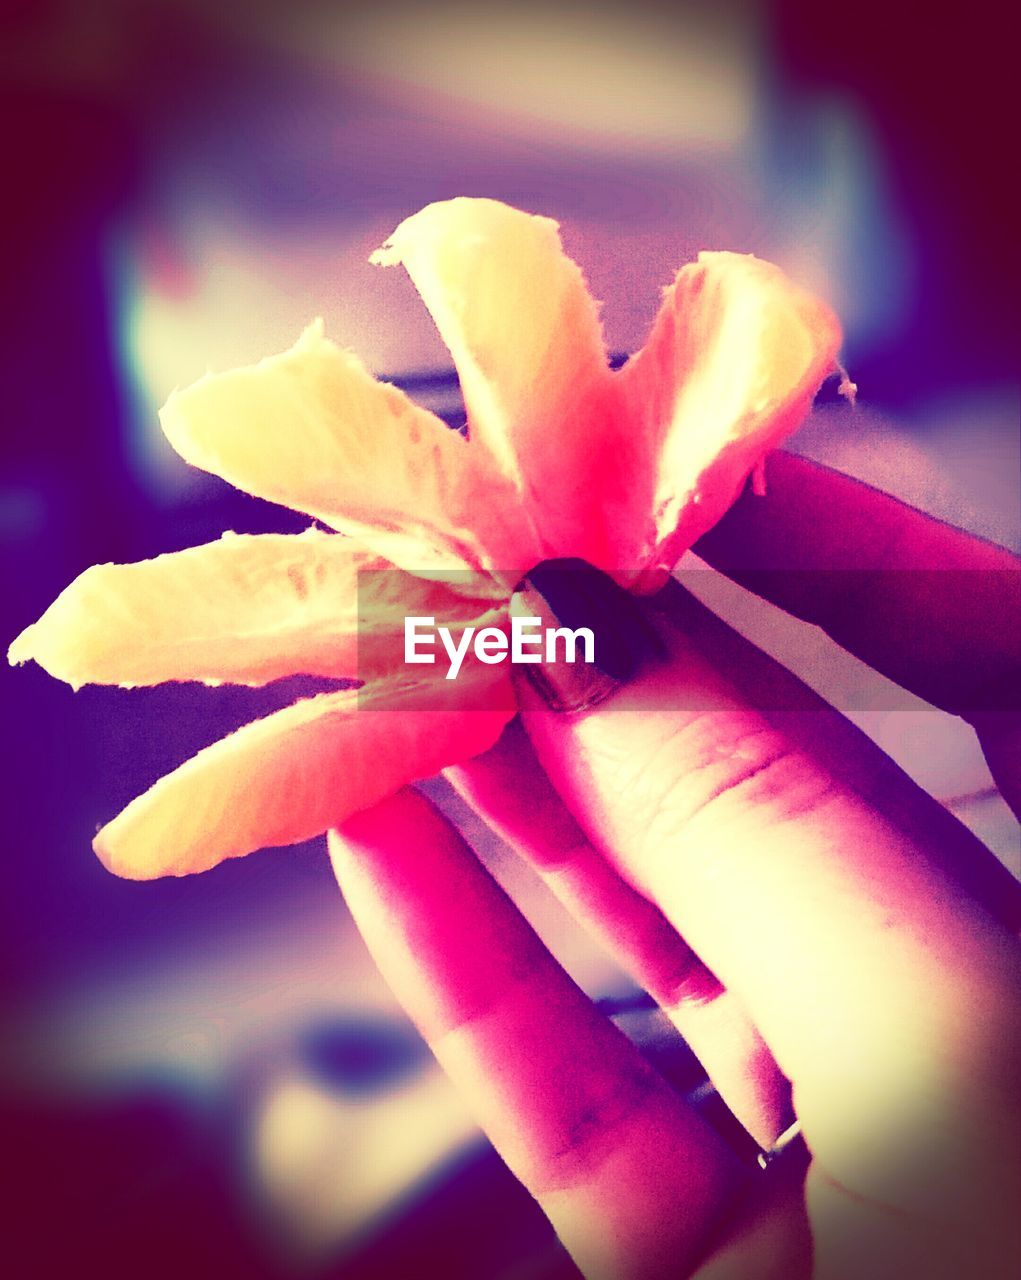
[1,2,1016,1276]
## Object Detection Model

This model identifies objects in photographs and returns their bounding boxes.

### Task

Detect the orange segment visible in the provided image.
[8,529,503,689]
[7,198,851,887]
[617,251,842,581]
[160,320,531,592]
[372,199,621,571]
[94,663,516,880]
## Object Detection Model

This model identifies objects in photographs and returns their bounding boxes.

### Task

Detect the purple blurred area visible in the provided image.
[0,2,1015,1276]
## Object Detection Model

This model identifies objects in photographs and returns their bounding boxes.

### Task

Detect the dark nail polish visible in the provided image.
[509,558,663,714]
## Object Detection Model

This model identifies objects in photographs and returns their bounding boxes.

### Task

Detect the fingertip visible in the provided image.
[509,559,665,715]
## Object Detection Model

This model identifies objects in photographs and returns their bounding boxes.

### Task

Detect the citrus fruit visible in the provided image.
[9,197,842,879]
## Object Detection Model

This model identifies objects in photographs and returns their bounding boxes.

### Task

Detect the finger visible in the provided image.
[513,565,1021,1246]
[519,566,1021,936]
[694,452,1021,725]
[329,787,748,1279]
[446,718,794,1148]
[654,581,1021,931]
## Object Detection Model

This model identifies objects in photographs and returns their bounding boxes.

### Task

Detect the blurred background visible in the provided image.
[1,1,1016,1276]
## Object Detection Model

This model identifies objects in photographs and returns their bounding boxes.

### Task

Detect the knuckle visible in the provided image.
[539,1070,659,1189]
[633,710,841,853]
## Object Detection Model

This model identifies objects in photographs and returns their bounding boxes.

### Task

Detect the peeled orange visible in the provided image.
[9,197,843,879]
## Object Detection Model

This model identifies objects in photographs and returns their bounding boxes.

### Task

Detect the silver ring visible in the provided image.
[757,1119,805,1170]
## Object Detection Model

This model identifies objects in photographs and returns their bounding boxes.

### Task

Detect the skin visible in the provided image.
[329,455,1021,1279]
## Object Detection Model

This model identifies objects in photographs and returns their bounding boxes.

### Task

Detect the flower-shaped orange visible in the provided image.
[9,199,842,879]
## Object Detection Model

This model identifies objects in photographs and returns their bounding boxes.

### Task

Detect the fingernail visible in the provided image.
[509,558,663,714]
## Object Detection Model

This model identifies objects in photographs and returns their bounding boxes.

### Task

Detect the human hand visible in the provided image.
[329,454,1021,1279]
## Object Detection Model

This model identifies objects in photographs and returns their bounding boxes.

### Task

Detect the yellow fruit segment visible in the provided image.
[8,197,848,882]
[8,528,503,689]
[94,663,516,879]
[372,198,622,571]
[617,251,841,580]
[160,320,533,592]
